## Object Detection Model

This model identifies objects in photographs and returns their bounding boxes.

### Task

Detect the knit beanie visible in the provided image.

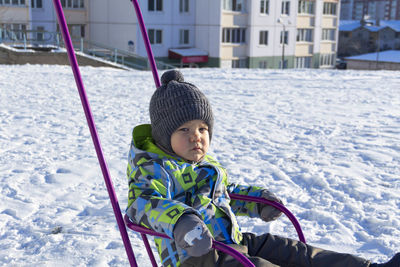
[149,70,214,155]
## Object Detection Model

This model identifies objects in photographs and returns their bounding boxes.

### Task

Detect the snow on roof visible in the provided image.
[0,43,35,53]
[345,50,400,63]
[381,20,400,31]
[339,20,361,31]
[169,48,208,56]
[339,20,400,32]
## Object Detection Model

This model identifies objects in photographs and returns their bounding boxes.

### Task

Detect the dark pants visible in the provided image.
[182,233,370,267]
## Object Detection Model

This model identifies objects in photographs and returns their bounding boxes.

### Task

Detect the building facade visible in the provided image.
[338,19,400,57]
[1,0,340,69]
[0,0,87,45]
[340,0,400,20]
[109,0,340,69]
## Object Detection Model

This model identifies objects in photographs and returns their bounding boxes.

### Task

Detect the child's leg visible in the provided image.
[180,249,218,267]
[242,232,371,267]
[181,244,279,267]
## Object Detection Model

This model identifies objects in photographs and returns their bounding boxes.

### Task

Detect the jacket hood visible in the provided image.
[131,124,177,160]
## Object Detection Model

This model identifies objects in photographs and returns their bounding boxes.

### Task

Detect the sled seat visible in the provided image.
[124,193,306,267]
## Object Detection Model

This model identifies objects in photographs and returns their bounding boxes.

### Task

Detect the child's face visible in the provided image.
[171,120,210,162]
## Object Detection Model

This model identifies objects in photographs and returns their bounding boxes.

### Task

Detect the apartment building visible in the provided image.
[89,0,339,69]
[0,0,29,40]
[0,0,87,45]
[1,0,340,69]
[340,0,400,20]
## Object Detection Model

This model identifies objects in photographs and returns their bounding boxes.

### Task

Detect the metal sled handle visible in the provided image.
[124,215,256,267]
[229,193,306,243]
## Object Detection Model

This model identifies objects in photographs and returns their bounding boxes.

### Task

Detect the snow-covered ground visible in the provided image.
[0,64,399,266]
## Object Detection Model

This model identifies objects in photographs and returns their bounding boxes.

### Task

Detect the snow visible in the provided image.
[1,64,399,266]
[345,50,400,63]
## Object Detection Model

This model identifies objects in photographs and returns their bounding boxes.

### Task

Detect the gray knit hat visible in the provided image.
[150,70,214,155]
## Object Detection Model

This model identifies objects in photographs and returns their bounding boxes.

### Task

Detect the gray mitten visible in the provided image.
[259,190,283,222]
[173,214,213,257]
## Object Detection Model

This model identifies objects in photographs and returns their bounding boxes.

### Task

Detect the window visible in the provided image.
[259,61,268,68]
[222,28,246,44]
[259,30,268,45]
[179,29,189,44]
[260,0,269,14]
[36,26,44,41]
[61,0,84,8]
[295,57,312,68]
[223,0,245,12]
[280,30,289,44]
[69,24,85,38]
[232,58,247,68]
[179,0,189,12]
[148,29,162,44]
[323,2,337,15]
[0,0,24,5]
[319,53,335,66]
[281,1,290,15]
[297,28,313,42]
[322,29,336,41]
[148,0,163,11]
[31,0,42,8]
[298,0,314,14]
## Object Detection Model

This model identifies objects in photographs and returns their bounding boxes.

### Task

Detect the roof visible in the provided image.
[381,20,400,31]
[168,48,208,57]
[345,50,400,63]
[339,20,361,31]
[168,48,209,64]
[339,20,400,32]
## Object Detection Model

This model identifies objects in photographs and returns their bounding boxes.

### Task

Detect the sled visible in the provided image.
[51,0,306,266]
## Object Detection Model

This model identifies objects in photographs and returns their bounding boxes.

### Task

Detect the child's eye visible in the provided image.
[178,128,189,132]
[199,127,208,132]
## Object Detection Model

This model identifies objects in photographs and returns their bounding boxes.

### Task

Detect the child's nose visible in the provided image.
[190,131,201,142]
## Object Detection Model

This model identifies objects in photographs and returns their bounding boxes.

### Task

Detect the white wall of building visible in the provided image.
[194,0,221,58]
[31,2,57,32]
[89,0,136,52]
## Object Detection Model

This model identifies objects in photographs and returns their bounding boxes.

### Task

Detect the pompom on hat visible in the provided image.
[149,70,214,155]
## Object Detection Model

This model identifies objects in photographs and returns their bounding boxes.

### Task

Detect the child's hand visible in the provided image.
[173,213,213,257]
[259,190,283,222]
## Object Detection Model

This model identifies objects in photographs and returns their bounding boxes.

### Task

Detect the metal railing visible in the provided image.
[79,39,174,70]
[0,28,174,70]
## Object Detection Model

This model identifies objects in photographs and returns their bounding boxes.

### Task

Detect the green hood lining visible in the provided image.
[132,124,177,160]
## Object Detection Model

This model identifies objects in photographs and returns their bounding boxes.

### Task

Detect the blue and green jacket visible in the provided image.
[126,124,265,267]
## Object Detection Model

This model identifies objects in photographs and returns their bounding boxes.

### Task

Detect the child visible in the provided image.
[126,70,399,267]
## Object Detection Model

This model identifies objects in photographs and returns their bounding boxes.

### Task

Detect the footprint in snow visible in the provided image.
[56,168,71,174]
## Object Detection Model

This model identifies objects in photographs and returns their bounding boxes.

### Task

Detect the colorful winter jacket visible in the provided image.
[126,124,266,267]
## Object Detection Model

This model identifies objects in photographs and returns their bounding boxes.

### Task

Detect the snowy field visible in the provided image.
[0,64,399,266]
